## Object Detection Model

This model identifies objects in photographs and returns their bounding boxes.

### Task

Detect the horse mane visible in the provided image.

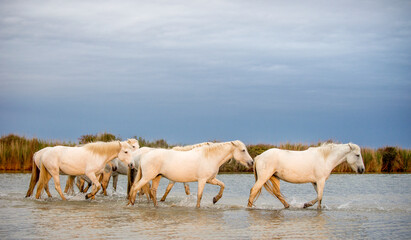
[314,143,335,160]
[84,141,121,157]
[201,140,243,157]
[172,142,215,151]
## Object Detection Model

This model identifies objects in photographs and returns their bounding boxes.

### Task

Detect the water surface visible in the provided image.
[0,174,410,239]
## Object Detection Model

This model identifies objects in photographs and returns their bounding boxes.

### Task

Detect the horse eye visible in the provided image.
[356,154,360,157]
[125,151,128,154]
[132,146,136,148]
[242,149,246,152]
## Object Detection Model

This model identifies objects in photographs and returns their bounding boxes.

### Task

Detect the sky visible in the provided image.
[0,0,410,148]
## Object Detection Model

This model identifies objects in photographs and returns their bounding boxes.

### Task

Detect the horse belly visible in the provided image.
[160,160,199,182]
[275,170,315,183]
[58,152,88,176]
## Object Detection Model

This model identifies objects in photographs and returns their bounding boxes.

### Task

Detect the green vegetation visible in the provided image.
[0,133,409,173]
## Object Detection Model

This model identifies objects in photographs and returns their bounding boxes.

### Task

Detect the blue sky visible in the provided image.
[0,0,410,147]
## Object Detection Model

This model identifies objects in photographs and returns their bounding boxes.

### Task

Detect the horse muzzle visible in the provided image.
[128,163,135,169]
[247,160,254,168]
[112,166,118,172]
[357,166,365,174]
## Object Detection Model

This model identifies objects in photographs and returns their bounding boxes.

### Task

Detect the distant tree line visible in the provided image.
[0,133,409,173]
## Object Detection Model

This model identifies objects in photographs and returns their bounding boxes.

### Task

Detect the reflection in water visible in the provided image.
[0,174,410,239]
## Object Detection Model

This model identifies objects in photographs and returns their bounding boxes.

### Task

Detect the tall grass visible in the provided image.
[0,133,409,173]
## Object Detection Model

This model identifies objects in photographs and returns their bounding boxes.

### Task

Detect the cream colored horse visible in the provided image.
[127,142,215,201]
[27,139,139,198]
[35,141,134,200]
[128,140,253,208]
[248,143,365,209]
[69,139,140,195]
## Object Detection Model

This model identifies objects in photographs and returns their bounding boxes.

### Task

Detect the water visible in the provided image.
[0,174,410,239]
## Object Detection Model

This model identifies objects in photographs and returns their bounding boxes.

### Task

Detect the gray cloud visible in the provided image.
[0,0,410,147]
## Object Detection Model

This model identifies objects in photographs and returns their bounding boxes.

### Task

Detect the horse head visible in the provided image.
[346,143,365,173]
[126,138,140,150]
[118,142,134,169]
[231,140,254,168]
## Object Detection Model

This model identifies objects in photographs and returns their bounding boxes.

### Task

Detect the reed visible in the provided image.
[0,134,409,173]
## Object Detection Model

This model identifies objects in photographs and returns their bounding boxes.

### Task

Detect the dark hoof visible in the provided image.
[213,197,217,204]
[284,205,290,209]
[303,203,310,208]
[85,194,91,199]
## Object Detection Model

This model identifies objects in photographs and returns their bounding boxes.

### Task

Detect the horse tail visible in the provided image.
[25,156,40,197]
[252,155,263,202]
[263,175,283,200]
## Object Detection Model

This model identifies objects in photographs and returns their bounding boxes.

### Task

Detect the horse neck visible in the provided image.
[205,143,234,168]
[97,151,119,166]
[325,144,351,171]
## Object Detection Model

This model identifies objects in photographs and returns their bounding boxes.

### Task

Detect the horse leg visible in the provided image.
[44,182,52,198]
[150,175,162,207]
[85,173,101,199]
[141,183,152,202]
[113,174,118,192]
[268,176,289,208]
[51,174,66,200]
[83,180,91,193]
[99,171,111,196]
[35,166,52,199]
[160,181,175,202]
[76,177,84,192]
[64,176,75,195]
[207,178,225,204]
[304,180,325,209]
[128,178,152,205]
[196,179,207,208]
[184,183,190,195]
[247,171,272,207]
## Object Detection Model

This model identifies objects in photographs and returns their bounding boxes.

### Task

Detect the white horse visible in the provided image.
[127,143,215,201]
[35,141,134,200]
[27,139,139,198]
[65,139,139,195]
[247,143,365,209]
[128,140,253,208]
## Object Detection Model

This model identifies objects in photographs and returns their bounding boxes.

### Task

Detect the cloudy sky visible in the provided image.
[0,0,410,147]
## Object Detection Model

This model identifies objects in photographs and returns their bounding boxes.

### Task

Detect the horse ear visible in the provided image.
[231,141,237,146]
[348,143,354,150]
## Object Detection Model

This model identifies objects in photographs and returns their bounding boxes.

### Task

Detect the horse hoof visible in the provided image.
[85,194,91,199]
[213,197,217,204]
[303,203,310,208]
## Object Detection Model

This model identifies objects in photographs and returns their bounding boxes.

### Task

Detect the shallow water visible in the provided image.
[0,173,410,239]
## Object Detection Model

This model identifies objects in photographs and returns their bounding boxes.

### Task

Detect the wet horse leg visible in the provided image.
[183,183,190,195]
[44,182,52,198]
[85,173,101,199]
[304,179,325,209]
[196,179,207,208]
[128,177,152,205]
[207,178,225,204]
[247,170,272,207]
[150,175,162,206]
[99,171,112,196]
[36,170,52,199]
[160,181,175,202]
[112,174,118,192]
[51,174,66,200]
[64,176,75,195]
